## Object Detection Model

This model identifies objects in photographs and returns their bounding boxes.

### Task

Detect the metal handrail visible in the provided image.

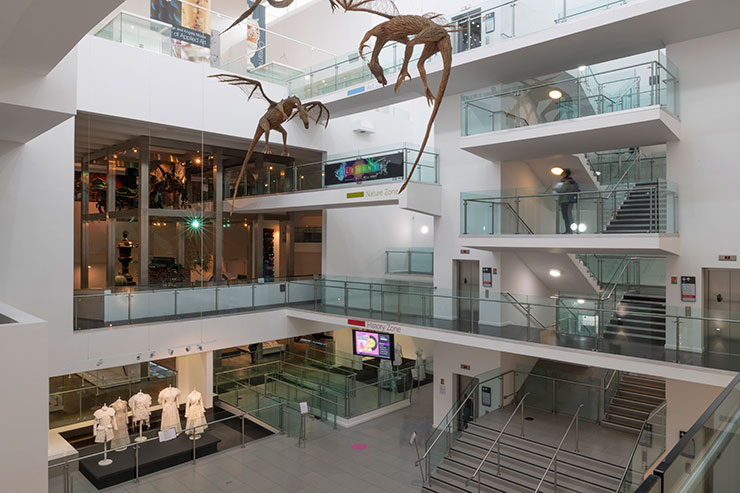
[601,256,641,302]
[503,292,548,329]
[534,404,584,493]
[466,393,531,490]
[503,202,535,234]
[462,181,664,204]
[616,401,667,492]
[415,370,516,466]
[604,150,641,201]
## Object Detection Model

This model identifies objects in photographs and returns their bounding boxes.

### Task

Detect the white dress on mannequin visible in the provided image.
[158,386,182,432]
[414,348,426,381]
[393,343,403,367]
[93,405,117,443]
[111,398,131,449]
[128,391,152,428]
[185,389,208,436]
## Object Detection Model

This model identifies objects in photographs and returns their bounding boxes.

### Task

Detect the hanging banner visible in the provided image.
[325,152,404,186]
[150,0,182,26]
[246,1,267,69]
[151,0,212,54]
[171,25,211,47]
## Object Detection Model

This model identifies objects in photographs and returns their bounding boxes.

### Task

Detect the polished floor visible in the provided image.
[50,384,434,493]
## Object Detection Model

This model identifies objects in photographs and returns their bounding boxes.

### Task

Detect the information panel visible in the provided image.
[353,330,394,360]
[325,152,404,186]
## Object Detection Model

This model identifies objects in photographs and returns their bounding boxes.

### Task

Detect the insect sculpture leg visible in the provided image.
[394,26,447,93]
[230,126,266,214]
[359,26,388,85]
[261,120,273,154]
[275,125,290,156]
[417,43,440,105]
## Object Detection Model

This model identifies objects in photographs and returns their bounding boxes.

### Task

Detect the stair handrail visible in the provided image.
[600,256,642,302]
[503,292,549,329]
[415,370,515,468]
[615,401,667,493]
[603,149,641,202]
[465,393,531,490]
[502,202,535,234]
[534,404,584,493]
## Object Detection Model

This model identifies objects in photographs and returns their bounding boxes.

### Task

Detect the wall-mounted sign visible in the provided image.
[460,364,470,370]
[482,267,493,287]
[171,25,211,48]
[681,276,696,302]
[460,249,470,255]
[439,378,446,395]
[484,12,495,33]
[481,386,492,407]
[671,276,678,285]
[719,255,737,262]
[325,152,404,186]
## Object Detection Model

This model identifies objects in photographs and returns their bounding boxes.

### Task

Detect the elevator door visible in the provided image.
[452,9,482,53]
[455,260,480,329]
[705,269,740,354]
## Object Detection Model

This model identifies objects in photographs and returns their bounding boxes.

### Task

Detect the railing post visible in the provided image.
[464,200,469,234]
[74,297,78,331]
[575,412,580,452]
[174,290,178,319]
[554,453,558,489]
[552,380,556,414]
[490,203,495,235]
[675,317,681,362]
[515,198,521,234]
[241,414,246,448]
[63,459,69,493]
[343,281,348,315]
[127,291,132,324]
[192,429,197,463]
[521,399,525,437]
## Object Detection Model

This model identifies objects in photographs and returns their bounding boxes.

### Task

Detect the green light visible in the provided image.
[191,219,201,229]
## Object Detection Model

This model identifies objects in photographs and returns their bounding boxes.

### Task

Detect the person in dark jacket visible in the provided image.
[554,169,580,234]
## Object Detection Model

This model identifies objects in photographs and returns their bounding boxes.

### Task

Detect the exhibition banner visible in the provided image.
[247,1,266,69]
[171,25,211,48]
[151,0,212,49]
[325,152,404,186]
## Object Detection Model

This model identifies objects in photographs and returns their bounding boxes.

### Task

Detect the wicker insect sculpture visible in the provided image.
[335,0,454,192]
[209,74,330,213]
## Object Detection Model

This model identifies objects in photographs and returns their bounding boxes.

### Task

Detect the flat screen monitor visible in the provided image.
[353,330,394,360]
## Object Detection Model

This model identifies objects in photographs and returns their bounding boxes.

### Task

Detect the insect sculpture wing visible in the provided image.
[302,102,331,127]
[208,74,277,106]
[333,0,399,17]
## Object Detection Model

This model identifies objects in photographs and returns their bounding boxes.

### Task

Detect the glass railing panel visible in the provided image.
[462,54,678,137]
[461,182,678,235]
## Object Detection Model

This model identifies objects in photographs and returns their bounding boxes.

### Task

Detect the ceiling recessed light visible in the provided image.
[421,225,429,234]
[549,269,561,278]
[551,167,564,176]
[548,89,563,100]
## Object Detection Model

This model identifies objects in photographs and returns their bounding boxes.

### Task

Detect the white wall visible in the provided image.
[665,28,740,351]
[432,341,502,425]
[665,378,723,451]
[0,304,48,493]
[176,351,214,408]
[433,94,500,323]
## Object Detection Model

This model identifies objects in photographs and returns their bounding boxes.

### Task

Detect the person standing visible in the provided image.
[554,169,580,234]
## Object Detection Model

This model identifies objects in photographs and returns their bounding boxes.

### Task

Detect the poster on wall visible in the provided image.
[482,267,493,287]
[325,152,404,186]
[484,12,495,33]
[681,276,696,302]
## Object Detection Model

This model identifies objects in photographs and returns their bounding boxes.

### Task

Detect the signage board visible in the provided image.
[299,402,309,414]
[681,276,696,302]
[482,267,493,287]
[460,249,470,255]
[158,427,177,442]
[325,152,404,186]
[353,330,394,360]
[482,386,492,407]
[719,255,737,261]
[171,25,211,48]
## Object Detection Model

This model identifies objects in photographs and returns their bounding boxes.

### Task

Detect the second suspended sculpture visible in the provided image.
[209,74,330,213]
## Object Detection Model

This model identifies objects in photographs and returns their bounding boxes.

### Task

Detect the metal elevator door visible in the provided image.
[705,269,740,354]
[455,260,480,329]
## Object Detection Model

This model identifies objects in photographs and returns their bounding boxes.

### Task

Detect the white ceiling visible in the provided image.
[513,251,598,294]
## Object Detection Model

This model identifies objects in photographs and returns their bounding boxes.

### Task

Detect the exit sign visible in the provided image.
[719,255,737,262]
[460,364,471,370]
[460,249,470,255]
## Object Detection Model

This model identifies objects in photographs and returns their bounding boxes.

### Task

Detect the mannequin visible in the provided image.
[158,385,182,433]
[414,348,426,382]
[93,404,117,466]
[393,343,403,367]
[184,388,208,440]
[128,390,153,443]
[111,397,131,451]
[379,358,393,391]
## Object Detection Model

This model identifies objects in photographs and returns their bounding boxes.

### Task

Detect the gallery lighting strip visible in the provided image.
[172,0,338,57]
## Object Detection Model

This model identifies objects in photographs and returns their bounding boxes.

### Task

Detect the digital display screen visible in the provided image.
[353,330,394,360]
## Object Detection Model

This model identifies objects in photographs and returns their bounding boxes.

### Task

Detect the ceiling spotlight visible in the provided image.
[549,269,561,278]
[168,348,174,355]
[421,225,429,234]
[150,352,155,358]
[185,346,191,352]
[577,299,585,305]
[551,167,564,176]
[96,359,103,367]
[570,223,578,232]
[578,65,587,71]
[548,89,563,100]
[136,353,142,361]
[195,158,201,164]
[198,344,203,351]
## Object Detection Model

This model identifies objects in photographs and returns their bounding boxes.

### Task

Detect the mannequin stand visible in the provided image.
[134,421,147,443]
[189,434,202,441]
[98,441,113,467]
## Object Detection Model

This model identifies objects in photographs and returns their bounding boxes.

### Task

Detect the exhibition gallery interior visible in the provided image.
[5,0,740,492]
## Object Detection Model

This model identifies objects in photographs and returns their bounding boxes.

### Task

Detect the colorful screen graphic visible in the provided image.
[324,152,404,186]
[353,330,393,360]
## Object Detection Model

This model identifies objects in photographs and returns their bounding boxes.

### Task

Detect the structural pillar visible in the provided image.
[213,148,224,282]
[106,154,117,285]
[80,158,90,289]
[138,137,150,286]
[256,214,264,279]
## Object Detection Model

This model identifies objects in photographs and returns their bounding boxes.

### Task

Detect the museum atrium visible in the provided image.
[4,0,740,491]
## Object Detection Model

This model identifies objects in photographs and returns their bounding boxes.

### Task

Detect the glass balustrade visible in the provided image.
[617,402,667,493]
[386,248,434,275]
[461,181,678,235]
[225,143,438,200]
[645,373,740,493]
[586,150,667,186]
[286,0,640,99]
[461,52,679,136]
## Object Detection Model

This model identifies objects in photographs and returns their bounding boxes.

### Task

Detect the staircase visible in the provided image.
[604,373,665,434]
[423,421,623,493]
[604,291,666,344]
[605,181,666,233]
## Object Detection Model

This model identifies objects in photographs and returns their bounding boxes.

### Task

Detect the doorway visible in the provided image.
[455,259,480,329]
[452,9,482,53]
[455,374,477,431]
[704,269,740,354]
